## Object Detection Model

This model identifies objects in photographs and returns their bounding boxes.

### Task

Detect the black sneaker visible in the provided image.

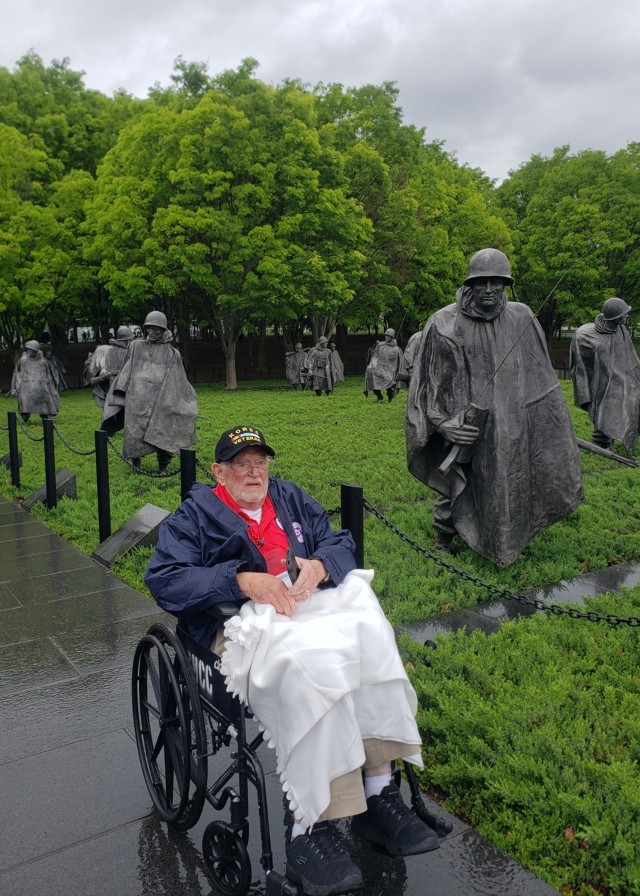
[351,783,440,857]
[286,821,363,896]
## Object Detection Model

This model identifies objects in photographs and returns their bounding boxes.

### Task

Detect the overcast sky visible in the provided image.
[2,0,639,183]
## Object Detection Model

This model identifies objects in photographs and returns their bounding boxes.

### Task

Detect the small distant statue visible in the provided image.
[570,297,640,452]
[43,350,67,393]
[10,340,60,421]
[329,342,345,386]
[82,351,93,386]
[406,248,583,567]
[363,328,404,401]
[402,330,423,385]
[285,343,308,390]
[104,311,198,472]
[305,336,335,396]
[87,326,135,409]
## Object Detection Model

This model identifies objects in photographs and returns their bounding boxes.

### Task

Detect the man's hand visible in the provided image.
[437,416,480,445]
[288,557,328,602]
[237,571,298,616]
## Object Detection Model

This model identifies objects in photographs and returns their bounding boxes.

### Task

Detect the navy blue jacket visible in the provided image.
[145,479,357,647]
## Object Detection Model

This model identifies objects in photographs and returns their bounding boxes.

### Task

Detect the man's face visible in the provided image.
[470,277,508,311]
[145,325,165,343]
[26,349,38,359]
[212,447,270,510]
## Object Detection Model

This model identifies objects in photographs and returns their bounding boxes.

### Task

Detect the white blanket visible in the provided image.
[220,569,423,828]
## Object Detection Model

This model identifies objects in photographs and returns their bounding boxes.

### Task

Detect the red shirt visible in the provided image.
[213,484,291,576]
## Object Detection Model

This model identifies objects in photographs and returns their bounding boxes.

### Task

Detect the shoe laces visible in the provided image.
[375,785,414,823]
[308,822,345,859]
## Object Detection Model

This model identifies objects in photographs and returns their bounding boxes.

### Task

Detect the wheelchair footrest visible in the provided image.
[265,869,302,896]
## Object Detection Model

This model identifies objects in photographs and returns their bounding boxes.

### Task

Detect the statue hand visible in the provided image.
[438,417,480,445]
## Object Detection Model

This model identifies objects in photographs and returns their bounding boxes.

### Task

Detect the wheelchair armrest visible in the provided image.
[205,601,245,620]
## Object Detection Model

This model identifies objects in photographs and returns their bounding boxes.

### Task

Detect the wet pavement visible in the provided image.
[403,559,640,644]
[0,495,559,896]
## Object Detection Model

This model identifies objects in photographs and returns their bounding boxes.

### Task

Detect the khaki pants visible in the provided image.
[209,629,419,821]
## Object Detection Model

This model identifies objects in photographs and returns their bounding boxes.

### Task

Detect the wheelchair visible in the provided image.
[131,608,452,896]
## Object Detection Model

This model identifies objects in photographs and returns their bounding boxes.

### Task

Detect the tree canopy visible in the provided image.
[1,52,639,382]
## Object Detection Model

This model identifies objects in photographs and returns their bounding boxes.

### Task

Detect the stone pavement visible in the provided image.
[0,495,559,896]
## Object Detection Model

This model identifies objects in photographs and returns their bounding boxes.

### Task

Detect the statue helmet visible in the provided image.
[464,248,514,286]
[318,336,328,344]
[294,343,302,350]
[143,310,169,331]
[602,297,631,320]
[384,328,395,338]
[24,339,40,352]
[116,325,134,341]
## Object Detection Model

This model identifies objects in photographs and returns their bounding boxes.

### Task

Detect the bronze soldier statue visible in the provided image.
[406,248,583,567]
[570,297,640,453]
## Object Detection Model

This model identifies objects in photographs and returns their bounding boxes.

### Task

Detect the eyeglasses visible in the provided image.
[227,459,271,473]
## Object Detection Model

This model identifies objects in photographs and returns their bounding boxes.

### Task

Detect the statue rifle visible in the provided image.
[575,437,638,468]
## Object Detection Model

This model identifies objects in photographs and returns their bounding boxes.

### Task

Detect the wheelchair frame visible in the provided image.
[131,618,451,896]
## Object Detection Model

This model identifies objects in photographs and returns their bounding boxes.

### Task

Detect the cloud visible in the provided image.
[2,0,639,182]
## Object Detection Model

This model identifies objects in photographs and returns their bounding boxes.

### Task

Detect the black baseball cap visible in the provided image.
[215,426,276,462]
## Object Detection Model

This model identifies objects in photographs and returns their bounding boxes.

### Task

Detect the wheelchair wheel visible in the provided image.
[132,623,207,831]
[202,821,252,896]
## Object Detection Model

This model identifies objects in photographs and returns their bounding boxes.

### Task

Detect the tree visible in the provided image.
[0,52,141,176]
[313,80,512,342]
[89,75,372,387]
[0,124,67,354]
[496,147,640,341]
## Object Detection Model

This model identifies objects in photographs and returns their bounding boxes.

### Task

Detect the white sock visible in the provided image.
[291,822,307,840]
[363,771,392,800]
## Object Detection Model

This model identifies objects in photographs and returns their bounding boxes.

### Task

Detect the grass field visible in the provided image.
[1,377,639,895]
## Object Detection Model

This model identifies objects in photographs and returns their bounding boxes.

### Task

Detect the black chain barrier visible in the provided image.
[15,416,45,442]
[52,423,96,456]
[106,437,180,478]
[4,415,638,628]
[196,457,216,482]
[363,499,640,629]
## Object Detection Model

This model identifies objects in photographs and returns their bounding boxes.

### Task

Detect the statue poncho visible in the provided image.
[405,289,584,567]
[285,347,308,387]
[88,338,131,409]
[570,316,640,452]
[305,344,335,392]
[11,350,60,417]
[107,333,197,457]
[364,339,404,392]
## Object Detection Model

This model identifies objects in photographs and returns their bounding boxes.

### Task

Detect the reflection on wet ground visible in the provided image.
[0,496,559,895]
[403,559,640,644]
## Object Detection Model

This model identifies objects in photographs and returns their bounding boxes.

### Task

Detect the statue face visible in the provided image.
[145,325,165,342]
[470,277,507,311]
[27,349,38,358]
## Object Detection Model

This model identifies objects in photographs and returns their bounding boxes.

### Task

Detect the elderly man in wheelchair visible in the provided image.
[142,425,441,896]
